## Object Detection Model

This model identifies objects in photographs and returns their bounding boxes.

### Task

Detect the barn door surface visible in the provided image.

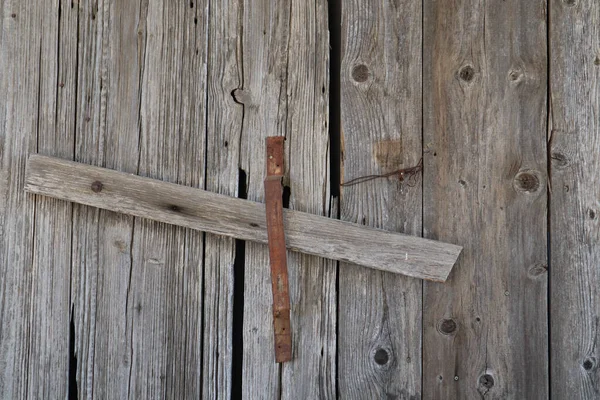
[1,0,599,399]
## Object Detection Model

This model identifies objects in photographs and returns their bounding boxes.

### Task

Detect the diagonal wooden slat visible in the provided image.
[25,154,462,282]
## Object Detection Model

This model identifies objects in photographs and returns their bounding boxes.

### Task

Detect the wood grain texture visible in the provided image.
[280,0,336,397]
[422,0,548,398]
[236,0,289,394]
[28,1,78,398]
[202,0,242,396]
[127,0,206,397]
[26,155,461,281]
[69,1,144,398]
[68,1,208,398]
[550,1,600,398]
[0,2,51,398]
[338,0,423,398]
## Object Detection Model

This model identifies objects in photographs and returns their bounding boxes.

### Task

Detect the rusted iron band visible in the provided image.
[264,136,292,363]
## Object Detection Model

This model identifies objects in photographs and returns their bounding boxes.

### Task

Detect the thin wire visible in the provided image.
[340,158,423,187]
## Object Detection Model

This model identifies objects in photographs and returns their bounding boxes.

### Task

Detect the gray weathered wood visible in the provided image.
[550,1,600,398]
[422,0,548,398]
[127,1,206,397]
[0,2,70,398]
[26,154,461,281]
[280,0,336,397]
[67,1,207,398]
[338,0,423,397]
[202,0,242,397]
[29,1,78,398]
[69,1,145,398]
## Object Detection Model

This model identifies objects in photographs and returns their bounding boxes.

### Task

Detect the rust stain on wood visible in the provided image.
[373,139,403,170]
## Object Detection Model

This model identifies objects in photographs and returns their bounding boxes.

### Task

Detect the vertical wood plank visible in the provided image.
[0,1,47,398]
[28,1,78,398]
[422,0,548,398]
[203,0,242,396]
[550,1,600,397]
[239,0,331,397]
[71,0,145,398]
[281,0,336,397]
[239,0,290,395]
[128,0,206,397]
[338,0,423,398]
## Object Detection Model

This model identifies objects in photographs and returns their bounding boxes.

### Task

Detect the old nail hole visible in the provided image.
[475,317,481,322]
[190,1,194,7]
[438,375,443,381]
[224,140,229,147]
[249,223,259,228]
[583,358,595,370]
[170,205,181,212]
[438,318,458,335]
[91,181,103,193]
[459,65,475,82]
[595,56,600,66]
[11,13,16,18]
[514,171,541,193]
[194,17,198,24]
[352,64,370,83]
[479,374,495,389]
[458,179,466,186]
[374,348,390,365]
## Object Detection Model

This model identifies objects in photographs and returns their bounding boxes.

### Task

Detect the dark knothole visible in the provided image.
[583,358,595,371]
[438,318,457,335]
[479,374,495,389]
[374,348,390,365]
[459,65,475,82]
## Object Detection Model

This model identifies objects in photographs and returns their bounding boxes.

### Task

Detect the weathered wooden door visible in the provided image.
[1,0,599,399]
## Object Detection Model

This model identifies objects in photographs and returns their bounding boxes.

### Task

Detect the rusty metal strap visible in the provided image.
[264,136,292,363]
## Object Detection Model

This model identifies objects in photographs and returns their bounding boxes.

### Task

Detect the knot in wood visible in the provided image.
[513,170,541,193]
[351,64,370,82]
[373,348,390,365]
[550,152,570,169]
[583,358,596,371]
[479,374,495,389]
[458,65,475,82]
[508,69,523,82]
[528,263,548,278]
[438,318,457,335]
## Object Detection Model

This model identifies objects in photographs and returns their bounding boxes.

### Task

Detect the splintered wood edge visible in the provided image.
[24,155,462,282]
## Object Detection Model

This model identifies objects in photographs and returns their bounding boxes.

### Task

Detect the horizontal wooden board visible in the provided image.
[25,155,461,281]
